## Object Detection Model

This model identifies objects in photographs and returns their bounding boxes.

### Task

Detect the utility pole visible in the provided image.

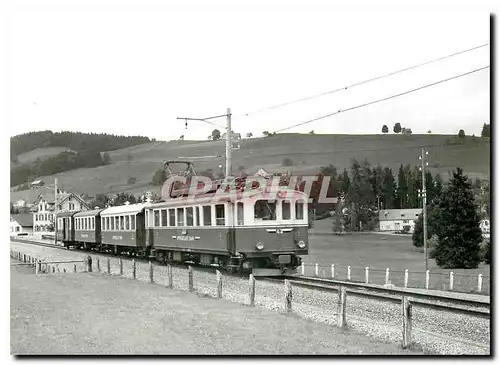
[177,109,232,179]
[418,148,429,272]
[225,108,232,179]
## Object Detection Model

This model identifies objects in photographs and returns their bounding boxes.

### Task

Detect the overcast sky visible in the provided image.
[5,1,491,141]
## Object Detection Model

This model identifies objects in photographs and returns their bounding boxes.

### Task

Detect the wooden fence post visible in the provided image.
[284,279,292,313]
[249,274,256,306]
[57,267,60,273]
[23,254,26,263]
[315,263,319,277]
[301,262,305,276]
[149,261,154,283]
[477,274,483,293]
[385,268,390,285]
[119,258,123,276]
[63,268,66,273]
[331,264,335,279]
[86,256,92,272]
[74,264,77,273]
[449,272,454,291]
[167,264,173,288]
[337,286,347,328]
[132,259,136,280]
[97,258,100,272]
[188,266,194,292]
[35,260,40,274]
[365,267,369,284]
[404,269,409,288]
[107,257,111,275]
[52,266,55,273]
[425,270,430,290]
[216,270,223,298]
[402,296,413,349]
[347,266,351,281]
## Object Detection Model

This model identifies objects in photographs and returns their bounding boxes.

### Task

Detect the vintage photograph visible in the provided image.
[8,1,491,356]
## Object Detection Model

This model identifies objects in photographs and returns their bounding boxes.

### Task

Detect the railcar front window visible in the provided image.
[161,209,168,226]
[254,200,276,221]
[215,204,225,226]
[177,208,185,226]
[203,206,212,226]
[195,207,200,226]
[296,202,304,220]
[154,210,160,227]
[237,202,244,225]
[186,207,194,226]
[169,209,176,226]
[282,201,291,220]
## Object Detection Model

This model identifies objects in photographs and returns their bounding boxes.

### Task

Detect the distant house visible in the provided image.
[10,214,33,236]
[379,208,422,233]
[32,192,90,233]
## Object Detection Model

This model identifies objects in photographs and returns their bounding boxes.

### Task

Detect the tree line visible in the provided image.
[10,130,152,161]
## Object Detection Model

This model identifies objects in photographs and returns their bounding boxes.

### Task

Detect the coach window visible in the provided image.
[153,210,160,227]
[195,207,200,226]
[237,202,244,225]
[177,208,185,226]
[120,216,125,230]
[215,204,225,226]
[186,207,194,226]
[203,206,212,226]
[168,209,176,226]
[161,209,168,226]
[115,217,120,230]
[282,201,291,220]
[254,200,276,221]
[131,215,136,230]
[295,201,304,220]
[125,216,129,230]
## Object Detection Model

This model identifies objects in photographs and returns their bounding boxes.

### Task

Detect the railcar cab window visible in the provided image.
[169,209,176,226]
[295,201,305,220]
[254,200,276,221]
[203,206,212,226]
[282,201,291,220]
[161,209,168,227]
[177,208,185,226]
[154,210,160,227]
[215,204,225,226]
[237,202,244,225]
[186,207,194,226]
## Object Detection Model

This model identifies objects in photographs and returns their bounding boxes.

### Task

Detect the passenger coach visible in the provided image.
[100,203,147,255]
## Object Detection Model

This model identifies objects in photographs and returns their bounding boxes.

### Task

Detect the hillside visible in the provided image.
[10,133,490,203]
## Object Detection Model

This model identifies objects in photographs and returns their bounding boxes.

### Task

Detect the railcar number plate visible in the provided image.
[278,255,291,264]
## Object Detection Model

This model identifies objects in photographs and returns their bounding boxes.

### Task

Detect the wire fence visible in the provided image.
[300,262,490,295]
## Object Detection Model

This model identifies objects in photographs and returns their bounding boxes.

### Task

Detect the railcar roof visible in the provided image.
[149,188,309,209]
[73,208,106,217]
[100,203,145,216]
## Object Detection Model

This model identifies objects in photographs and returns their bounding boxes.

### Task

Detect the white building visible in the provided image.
[10,214,33,236]
[31,192,90,233]
[379,208,422,233]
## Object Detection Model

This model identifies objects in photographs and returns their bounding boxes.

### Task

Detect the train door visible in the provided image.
[63,218,69,242]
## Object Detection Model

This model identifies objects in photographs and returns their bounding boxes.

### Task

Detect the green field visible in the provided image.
[306,219,490,294]
[10,133,490,202]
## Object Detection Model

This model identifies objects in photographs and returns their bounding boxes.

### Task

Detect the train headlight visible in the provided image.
[297,240,306,249]
[256,242,264,250]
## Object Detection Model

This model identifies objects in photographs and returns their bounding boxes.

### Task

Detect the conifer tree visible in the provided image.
[433,168,483,269]
[396,165,407,209]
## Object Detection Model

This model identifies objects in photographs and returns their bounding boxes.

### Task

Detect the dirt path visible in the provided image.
[10,265,418,355]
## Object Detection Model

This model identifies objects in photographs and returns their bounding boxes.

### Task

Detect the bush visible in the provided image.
[127,177,137,185]
[282,158,293,167]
